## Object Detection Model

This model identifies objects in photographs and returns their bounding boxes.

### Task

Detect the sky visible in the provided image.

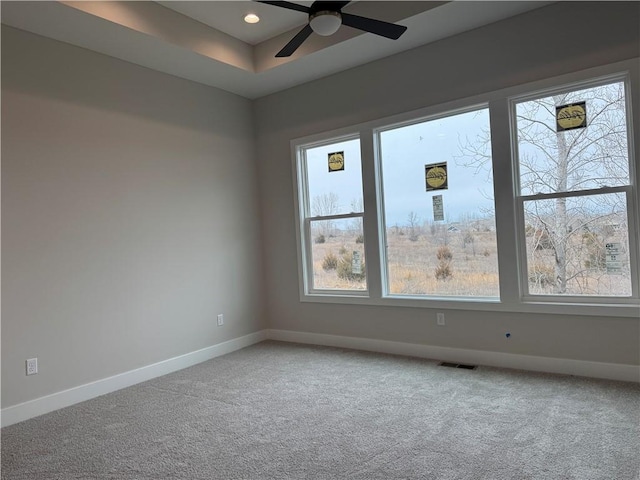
[304,80,630,227]
[305,108,495,227]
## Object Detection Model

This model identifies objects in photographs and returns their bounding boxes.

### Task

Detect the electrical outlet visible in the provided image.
[436,313,445,326]
[26,358,38,376]
[217,314,224,326]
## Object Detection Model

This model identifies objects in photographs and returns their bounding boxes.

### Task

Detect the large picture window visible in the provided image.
[512,78,636,298]
[376,107,499,298]
[291,61,639,316]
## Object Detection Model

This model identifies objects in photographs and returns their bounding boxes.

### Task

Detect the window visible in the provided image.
[376,107,500,298]
[291,60,639,316]
[512,78,637,298]
[295,136,367,294]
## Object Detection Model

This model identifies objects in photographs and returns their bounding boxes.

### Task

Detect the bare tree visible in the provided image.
[459,82,629,294]
[407,211,420,241]
[312,192,340,238]
[312,192,340,216]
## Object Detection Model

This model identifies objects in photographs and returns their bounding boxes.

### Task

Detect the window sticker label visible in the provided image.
[556,101,587,131]
[425,162,448,191]
[352,251,362,275]
[432,194,444,221]
[328,151,345,172]
[605,242,623,274]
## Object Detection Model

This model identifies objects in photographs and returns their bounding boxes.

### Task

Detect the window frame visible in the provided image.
[290,58,640,317]
[293,132,369,297]
[509,73,639,304]
[373,103,501,301]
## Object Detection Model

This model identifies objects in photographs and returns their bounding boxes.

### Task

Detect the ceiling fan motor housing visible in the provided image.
[309,10,342,36]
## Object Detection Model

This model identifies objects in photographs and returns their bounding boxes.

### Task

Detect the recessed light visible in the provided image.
[244,13,260,24]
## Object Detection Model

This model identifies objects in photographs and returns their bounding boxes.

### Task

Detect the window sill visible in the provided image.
[300,293,640,318]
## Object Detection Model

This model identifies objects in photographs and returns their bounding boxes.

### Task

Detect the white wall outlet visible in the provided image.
[26,358,38,376]
[217,314,224,326]
[436,313,445,326]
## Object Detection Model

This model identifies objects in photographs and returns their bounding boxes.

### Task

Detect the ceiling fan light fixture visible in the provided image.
[309,11,342,36]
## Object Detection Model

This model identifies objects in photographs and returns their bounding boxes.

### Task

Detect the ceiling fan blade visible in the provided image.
[276,24,314,57]
[310,1,350,11]
[341,13,407,40]
[256,1,310,14]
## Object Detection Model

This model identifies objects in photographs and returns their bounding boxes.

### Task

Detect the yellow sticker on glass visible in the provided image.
[328,151,345,172]
[556,102,587,131]
[425,162,448,191]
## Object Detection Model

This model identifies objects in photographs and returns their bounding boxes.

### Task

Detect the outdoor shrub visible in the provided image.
[483,248,491,257]
[463,232,475,247]
[338,245,347,255]
[355,234,365,244]
[322,252,338,271]
[337,252,366,281]
[435,263,452,280]
[435,245,453,281]
[436,245,453,261]
[314,234,326,244]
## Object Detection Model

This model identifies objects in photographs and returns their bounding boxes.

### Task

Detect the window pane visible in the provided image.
[515,81,630,195]
[523,193,631,296]
[379,108,499,297]
[304,138,363,216]
[309,217,366,291]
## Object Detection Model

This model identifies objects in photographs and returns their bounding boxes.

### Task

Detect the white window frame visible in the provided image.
[290,58,640,317]
[509,73,639,304]
[373,103,500,302]
[292,132,369,297]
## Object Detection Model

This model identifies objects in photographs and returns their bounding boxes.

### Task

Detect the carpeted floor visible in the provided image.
[2,340,639,479]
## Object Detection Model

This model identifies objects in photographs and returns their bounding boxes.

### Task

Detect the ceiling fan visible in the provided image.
[257,1,408,57]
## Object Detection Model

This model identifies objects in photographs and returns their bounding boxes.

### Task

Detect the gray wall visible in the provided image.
[254,2,640,365]
[2,27,265,408]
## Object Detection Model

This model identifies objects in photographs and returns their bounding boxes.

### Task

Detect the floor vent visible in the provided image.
[438,362,477,370]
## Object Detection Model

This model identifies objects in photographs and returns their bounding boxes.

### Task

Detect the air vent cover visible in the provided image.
[438,362,477,370]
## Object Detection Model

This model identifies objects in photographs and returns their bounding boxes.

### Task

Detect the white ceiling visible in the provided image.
[1,1,552,99]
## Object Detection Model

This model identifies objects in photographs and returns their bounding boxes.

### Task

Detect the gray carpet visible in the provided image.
[2,340,639,479]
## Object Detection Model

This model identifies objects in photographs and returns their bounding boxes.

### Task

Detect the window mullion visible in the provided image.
[625,189,640,297]
[303,217,314,293]
[360,127,383,299]
[626,66,640,297]
[490,98,522,304]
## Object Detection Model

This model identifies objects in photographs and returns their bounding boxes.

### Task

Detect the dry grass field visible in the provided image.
[385,230,499,296]
[310,224,630,297]
[311,227,499,296]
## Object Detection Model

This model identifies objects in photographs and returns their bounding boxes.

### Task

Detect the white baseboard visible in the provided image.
[1,330,268,428]
[266,329,640,383]
[3,328,637,427]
